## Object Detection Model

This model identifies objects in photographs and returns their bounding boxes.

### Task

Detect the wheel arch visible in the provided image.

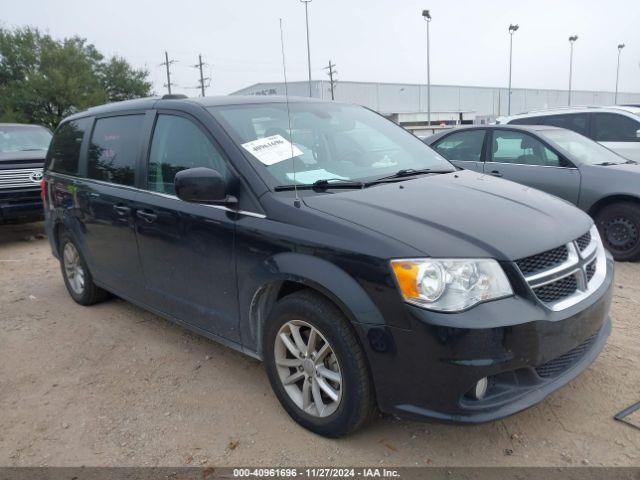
[588,194,640,218]
[242,252,386,359]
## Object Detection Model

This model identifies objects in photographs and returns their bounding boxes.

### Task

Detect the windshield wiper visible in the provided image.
[594,162,621,166]
[274,178,364,192]
[366,168,452,185]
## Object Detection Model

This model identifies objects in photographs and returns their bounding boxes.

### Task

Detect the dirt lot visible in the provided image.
[0,221,639,467]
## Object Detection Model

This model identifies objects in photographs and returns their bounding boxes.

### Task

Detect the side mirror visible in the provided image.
[174,167,236,205]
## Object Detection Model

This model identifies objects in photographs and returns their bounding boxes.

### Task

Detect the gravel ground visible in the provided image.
[0,221,639,467]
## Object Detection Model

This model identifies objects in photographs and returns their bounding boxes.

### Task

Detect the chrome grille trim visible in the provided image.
[0,168,43,190]
[519,225,607,311]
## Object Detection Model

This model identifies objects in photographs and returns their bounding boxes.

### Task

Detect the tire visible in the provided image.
[595,202,640,262]
[58,232,109,305]
[263,290,376,437]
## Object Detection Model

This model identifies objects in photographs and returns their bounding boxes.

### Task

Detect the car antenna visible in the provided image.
[279,17,300,207]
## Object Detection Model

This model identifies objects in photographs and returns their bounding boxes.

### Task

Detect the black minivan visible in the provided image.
[44,95,613,437]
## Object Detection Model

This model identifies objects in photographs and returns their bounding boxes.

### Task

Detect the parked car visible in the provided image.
[0,123,52,222]
[498,106,640,162]
[44,96,612,437]
[425,124,640,261]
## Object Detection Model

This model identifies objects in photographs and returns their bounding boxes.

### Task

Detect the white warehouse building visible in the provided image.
[231,80,640,136]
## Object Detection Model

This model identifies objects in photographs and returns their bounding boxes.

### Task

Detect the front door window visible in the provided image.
[491,130,563,167]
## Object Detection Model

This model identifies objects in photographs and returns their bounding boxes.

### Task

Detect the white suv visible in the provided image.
[498,106,640,162]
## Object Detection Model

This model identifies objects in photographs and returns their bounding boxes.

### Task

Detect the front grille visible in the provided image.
[0,168,43,190]
[517,228,603,309]
[532,275,578,302]
[516,245,568,276]
[535,332,598,378]
[586,260,596,282]
[576,231,591,251]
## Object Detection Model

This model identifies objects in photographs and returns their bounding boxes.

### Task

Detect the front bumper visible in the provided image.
[0,190,43,221]
[357,253,614,423]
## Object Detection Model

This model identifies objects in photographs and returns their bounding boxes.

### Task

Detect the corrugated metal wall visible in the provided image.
[232,81,640,118]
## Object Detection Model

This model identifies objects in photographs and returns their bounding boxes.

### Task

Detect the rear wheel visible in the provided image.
[596,202,640,261]
[263,291,376,437]
[59,232,109,305]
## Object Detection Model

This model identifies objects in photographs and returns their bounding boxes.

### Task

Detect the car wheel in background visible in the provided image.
[596,202,640,261]
[59,232,109,305]
[263,290,376,437]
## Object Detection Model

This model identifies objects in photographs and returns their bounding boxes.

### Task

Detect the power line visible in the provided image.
[160,51,177,94]
[193,54,211,97]
[323,60,337,100]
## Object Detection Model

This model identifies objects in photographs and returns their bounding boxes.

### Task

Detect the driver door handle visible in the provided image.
[113,204,131,215]
[489,170,503,177]
[136,209,158,223]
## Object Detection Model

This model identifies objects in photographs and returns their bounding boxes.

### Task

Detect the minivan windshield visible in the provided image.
[209,102,454,188]
[539,128,632,165]
[0,125,52,153]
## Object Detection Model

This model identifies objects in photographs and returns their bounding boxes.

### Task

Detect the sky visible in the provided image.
[2,0,639,97]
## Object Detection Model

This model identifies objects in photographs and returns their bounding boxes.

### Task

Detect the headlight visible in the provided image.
[390,258,513,312]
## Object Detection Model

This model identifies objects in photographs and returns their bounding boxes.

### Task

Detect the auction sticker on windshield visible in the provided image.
[241,135,303,166]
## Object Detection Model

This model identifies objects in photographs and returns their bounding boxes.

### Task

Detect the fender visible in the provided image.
[237,251,387,357]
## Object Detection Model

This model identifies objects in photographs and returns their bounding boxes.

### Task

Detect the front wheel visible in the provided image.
[263,291,376,437]
[596,202,640,261]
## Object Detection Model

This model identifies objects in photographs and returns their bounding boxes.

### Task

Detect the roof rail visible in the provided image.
[517,105,596,115]
[161,94,188,100]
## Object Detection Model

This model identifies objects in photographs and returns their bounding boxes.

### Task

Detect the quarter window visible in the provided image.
[593,113,639,142]
[88,115,144,185]
[491,131,563,167]
[508,116,546,126]
[147,114,228,195]
[433,130,485,162]
[48,119,90,175]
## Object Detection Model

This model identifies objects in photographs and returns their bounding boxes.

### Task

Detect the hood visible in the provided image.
[0,150,47,164]
[589,162,640,173]
[303,170,592,260]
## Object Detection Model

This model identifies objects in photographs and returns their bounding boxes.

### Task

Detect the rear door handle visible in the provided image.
[489,170,503,177]
[136,209,158,223]
[113,205,131,215]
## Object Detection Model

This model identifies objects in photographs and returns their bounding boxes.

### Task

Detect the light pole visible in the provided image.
[615,43,625,104]
[568,35,578,106]
[507,24,519,115]
[422,10,432,127]
[300,0,313,97]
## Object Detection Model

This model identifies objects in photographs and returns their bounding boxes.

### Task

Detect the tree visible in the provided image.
[0,27,152,129]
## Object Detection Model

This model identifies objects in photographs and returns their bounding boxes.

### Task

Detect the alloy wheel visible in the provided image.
[274,320,342,418]
[63,242,85,295]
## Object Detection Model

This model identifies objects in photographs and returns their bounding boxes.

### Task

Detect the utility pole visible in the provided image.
[422,10,432,127]
[568,35,578,106]
[300,0,313,97]
[324,61,337,100]
[193,54,211,97]
[161,51,176,94]
[507,24,519,115]
[615,44,625,104]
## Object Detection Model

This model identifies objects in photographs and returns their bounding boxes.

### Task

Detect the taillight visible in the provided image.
[40,179,46,201]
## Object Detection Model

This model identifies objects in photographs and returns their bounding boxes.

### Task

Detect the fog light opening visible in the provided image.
[467,377,489,400]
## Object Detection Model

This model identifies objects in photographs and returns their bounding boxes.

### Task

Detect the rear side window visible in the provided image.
[48,118,90,175]
[593,113,639,142]
[542,114,589,136]
[147,114,228,195]
[433,130,485,161]
[88,115,144,186]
